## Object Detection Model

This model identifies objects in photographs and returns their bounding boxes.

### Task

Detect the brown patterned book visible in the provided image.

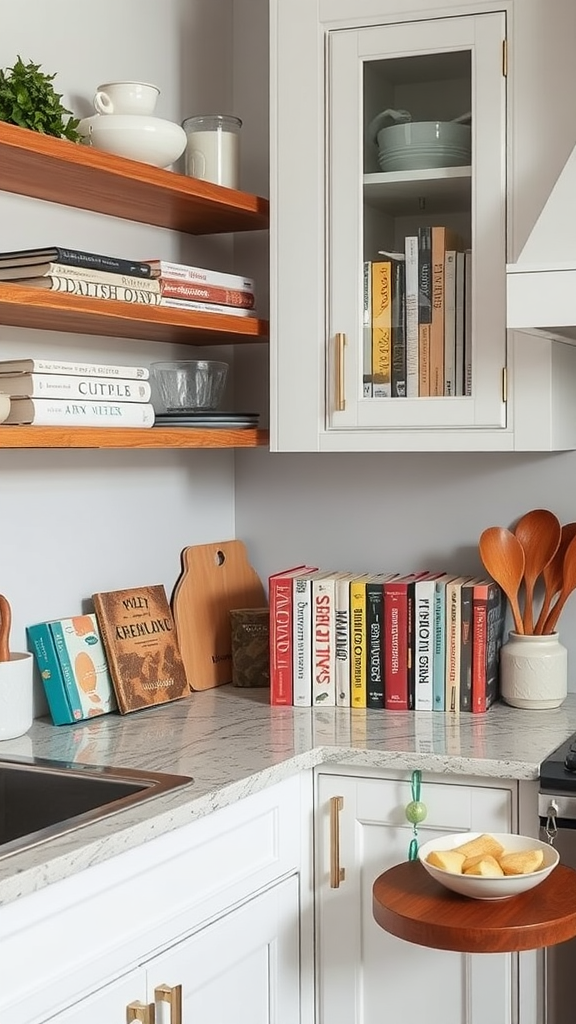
[92,584,190,714]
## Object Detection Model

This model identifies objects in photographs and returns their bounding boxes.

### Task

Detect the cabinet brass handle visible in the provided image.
[155,984,182,1024]
[127,1001,155,1024]
[329,795,345,887]
[335,332,346,411]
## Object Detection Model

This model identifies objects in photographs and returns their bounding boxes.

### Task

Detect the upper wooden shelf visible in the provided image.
[0,425,269,450]
[0,122,270,234]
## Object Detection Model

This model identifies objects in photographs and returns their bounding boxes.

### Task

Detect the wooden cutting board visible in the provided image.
[172,540,266,690]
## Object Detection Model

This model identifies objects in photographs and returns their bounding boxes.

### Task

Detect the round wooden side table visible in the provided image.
[373,861,576,954]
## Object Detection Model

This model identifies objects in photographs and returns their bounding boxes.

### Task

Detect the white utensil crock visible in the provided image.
[0,652,34,739]
[500,631,567,710]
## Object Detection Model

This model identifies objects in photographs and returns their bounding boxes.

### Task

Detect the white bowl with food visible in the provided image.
[418,832,559,900]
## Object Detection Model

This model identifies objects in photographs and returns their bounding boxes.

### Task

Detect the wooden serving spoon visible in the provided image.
[479,526,526,634]
[542,534,576,634]
[0,593,12,662]
[534,522,576,634]
[513,508,561,634]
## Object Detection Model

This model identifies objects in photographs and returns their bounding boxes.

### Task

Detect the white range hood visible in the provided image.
[507,146,576,343]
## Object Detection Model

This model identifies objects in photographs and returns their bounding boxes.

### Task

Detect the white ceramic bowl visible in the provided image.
[93,81,160,117]
[418,832,559,900]
[78,114,187,169]
[375,121,471,172]
[0,392,11,424]
[151,360,229,412]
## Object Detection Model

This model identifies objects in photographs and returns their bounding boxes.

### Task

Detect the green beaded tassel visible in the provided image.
[405,769,427,861]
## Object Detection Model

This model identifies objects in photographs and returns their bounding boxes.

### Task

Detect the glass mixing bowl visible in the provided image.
[151,360,229,411]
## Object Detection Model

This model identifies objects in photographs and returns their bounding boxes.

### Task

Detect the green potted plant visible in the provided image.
[0,55,80,142]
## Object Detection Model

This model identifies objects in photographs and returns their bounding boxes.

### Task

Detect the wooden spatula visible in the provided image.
[0,594,11,662]
[542,534,576,634]
[479,526,525,635]
[534,522,576,634]
[513,509,561,634]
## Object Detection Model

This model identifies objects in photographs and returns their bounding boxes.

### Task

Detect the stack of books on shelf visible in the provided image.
[0,358,155,427]
[142,258,256,317]
[364,225,472,400]
[269,565,505,714]
[0,248,257,319]
[0,246,161,305]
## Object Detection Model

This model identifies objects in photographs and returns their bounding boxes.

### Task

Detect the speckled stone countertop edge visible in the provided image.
[0,686,574,907]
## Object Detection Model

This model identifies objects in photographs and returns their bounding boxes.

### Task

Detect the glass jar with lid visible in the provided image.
[182,114,242,189]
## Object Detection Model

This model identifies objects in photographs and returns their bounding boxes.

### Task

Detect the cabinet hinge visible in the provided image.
[502,39,508,77]
[502,367,508,403]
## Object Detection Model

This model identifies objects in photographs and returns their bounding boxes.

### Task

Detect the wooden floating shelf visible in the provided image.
[0,122,269,234]
[0,284,269,345]
[0,426,270,450]
[0,125,271,451]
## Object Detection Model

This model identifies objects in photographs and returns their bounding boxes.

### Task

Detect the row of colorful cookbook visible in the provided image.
[269,565,506,713]
[0,245,256,317]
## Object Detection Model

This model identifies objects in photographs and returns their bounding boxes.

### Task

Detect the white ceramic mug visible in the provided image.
[93,81,160,117]
[0,652,34,740]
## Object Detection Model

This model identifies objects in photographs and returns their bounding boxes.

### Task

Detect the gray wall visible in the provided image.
[0,0,239,717]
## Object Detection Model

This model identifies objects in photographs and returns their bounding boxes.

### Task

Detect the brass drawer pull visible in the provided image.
[335,332,346,411]
[155,983,183,1024]
[330,795,345,887]
[126,1001,155,1024]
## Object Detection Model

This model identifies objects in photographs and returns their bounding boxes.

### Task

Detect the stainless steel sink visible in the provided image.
[0,755,192,860]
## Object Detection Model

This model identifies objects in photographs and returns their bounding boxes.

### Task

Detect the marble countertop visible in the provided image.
[1,686,576,906]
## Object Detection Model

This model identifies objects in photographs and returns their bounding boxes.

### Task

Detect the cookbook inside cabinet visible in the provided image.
[270,0,576,452]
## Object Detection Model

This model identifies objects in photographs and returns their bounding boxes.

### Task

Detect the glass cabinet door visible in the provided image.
[328,13,506,432]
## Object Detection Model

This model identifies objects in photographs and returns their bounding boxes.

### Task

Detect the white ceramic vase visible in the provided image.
[500,631,567,710]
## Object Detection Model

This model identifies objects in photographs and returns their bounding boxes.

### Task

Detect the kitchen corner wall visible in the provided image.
[0,0,238,714]
[231,2,576,692]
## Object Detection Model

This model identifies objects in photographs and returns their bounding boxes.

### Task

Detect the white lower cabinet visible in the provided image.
[0,775,311,1024]
[44,972,142,1024]
[315,769,518,1024]
[48,876,300,1024]
[147,875,300,1024]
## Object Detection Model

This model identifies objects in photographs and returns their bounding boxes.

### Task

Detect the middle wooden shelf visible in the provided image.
[0,283,269,346]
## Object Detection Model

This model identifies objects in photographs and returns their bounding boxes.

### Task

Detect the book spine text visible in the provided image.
[292,576,314,706]
[160,278,255,308]
[312,577,336,706]
[33,276,160,304]
[269,577,296,706]
[371,261,392,399]
[6,398,155,427]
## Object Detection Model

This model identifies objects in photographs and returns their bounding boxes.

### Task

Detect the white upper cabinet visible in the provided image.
[270,0,576,452]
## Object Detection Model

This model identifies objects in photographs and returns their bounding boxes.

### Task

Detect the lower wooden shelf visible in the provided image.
[0,426,269,449]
